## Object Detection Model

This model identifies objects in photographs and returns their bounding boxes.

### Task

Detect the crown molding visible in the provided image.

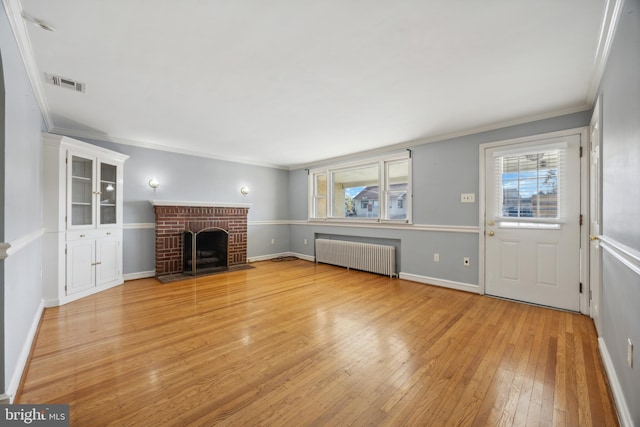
[289,104,591,170]
[2,0,54,129]
[49,127,289,170]
[587,0,626,102]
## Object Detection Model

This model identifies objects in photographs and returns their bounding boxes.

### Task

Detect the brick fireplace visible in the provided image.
[151,201,250,277]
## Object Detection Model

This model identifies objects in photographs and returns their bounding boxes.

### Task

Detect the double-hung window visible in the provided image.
[309,153,411,223]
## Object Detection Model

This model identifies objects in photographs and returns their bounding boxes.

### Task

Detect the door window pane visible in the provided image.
[498,150,561,219]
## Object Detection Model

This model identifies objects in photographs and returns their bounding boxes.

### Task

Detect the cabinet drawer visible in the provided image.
[67,229,120,241]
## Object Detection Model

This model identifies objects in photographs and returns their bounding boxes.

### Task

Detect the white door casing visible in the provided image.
[482,134,582,311]
[589,100,603,334]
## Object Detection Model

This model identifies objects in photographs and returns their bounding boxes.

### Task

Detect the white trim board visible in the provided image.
[123,223,155,230]
[123,271,156,281]
[248,252,315,263]
[124,221,480,234]
[599,338,633,427]
[1,0,53,129]
[301,221,479,234]
[587,0,626,102]
[599,235,640,276]
[6,301,44,403]
[0,228,44,259]
[150,200,252,208]
[399,272,479,294]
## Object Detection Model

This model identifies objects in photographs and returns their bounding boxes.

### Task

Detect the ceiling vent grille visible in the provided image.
[45,73,86,93]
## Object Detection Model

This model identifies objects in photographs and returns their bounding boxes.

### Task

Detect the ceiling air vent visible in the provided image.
[45,73,86,93]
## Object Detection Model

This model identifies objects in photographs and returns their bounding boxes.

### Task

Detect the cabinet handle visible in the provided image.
[106,232,112,235]
[91,262,102,266]
[80,234,86,238]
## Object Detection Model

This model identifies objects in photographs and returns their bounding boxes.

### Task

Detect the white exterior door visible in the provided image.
[589,106,603,334]
[484,134,581,311]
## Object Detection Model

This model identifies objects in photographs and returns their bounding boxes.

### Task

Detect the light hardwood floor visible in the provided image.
[18,259,618,426]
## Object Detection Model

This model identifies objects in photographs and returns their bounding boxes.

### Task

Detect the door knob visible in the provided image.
[487,220,495,226]
[488,230,495,237]
[590,235,599,241]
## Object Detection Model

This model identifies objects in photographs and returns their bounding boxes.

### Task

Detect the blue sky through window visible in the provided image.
[502,170,557,197]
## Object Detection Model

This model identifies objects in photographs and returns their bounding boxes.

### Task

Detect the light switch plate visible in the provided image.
[461,193,475,203]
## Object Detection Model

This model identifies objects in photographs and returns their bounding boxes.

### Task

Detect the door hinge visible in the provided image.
[589,289,592,300]
[579,214,583,226]
[579,146,583,157]
[579,282,583,293]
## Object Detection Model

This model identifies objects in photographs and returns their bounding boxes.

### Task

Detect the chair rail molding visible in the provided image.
[0,228,45,259]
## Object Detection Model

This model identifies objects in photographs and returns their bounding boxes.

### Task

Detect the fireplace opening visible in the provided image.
[183,228,228,276]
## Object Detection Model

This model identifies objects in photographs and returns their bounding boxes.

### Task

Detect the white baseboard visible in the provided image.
[288,252,315,262]
[399,272,479,294]
[248,252,315,263]
[6,300,44,403]
[123,270,156,281]
[598,337,633,427]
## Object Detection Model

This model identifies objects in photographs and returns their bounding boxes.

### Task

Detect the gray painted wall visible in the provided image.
[289,111,590,285]
[0,29,5,397]
[78,139,292,273]
[598,0,640,423]
[1,4,45,397]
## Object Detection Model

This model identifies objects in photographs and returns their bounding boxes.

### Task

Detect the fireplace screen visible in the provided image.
[183,228,228,276]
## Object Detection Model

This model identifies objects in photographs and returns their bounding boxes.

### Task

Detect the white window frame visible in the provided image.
[308,152,412,224]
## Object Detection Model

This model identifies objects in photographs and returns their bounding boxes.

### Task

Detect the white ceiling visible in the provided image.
[9,1,608,169]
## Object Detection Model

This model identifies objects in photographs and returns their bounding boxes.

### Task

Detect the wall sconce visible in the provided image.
[240,186,250,196]
[148,178,160,191]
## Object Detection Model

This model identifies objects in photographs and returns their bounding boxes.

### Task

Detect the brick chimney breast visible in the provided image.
[151,201,250,277]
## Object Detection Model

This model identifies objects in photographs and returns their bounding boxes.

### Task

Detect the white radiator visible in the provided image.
[315,238,397,278]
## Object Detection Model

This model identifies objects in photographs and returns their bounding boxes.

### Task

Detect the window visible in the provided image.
[309,153,411,222]
[311,172,327,218]
[493,143,566,228]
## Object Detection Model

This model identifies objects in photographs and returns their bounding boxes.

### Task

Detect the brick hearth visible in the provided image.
[152,203,249,277]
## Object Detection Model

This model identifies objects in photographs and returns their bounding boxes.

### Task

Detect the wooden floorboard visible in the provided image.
[17,259,618,426]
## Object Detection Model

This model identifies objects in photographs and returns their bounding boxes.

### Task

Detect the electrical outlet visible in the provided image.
[434,253,440,262]
[628,339,634,368]
[304,238,308,245]
[463,257,470,266]
[271,238,275,245]
[461,193,475,203]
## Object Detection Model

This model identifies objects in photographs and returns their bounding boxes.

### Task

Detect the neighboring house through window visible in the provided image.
[309,153,411,222]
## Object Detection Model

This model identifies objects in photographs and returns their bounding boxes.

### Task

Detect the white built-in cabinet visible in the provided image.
[42,133,129,306]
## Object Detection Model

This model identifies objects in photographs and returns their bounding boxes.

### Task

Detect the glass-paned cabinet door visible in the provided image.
[99,162,118,225]
[70,155,94,226]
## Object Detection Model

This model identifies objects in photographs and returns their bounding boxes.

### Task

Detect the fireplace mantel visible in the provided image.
[150,200,252,208]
